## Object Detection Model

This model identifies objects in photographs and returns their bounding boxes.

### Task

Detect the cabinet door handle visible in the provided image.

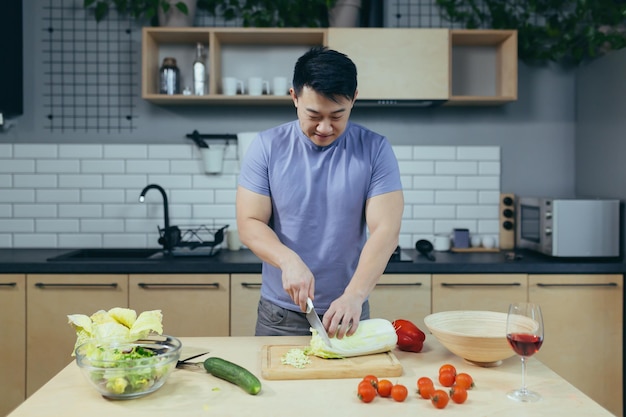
[34,282,118,288]
[137,282,220,289]
[536,282,618,288]
[0,282,17,287]
[241,283,262,288]
[440,282,522,287]
[376,282,423,287]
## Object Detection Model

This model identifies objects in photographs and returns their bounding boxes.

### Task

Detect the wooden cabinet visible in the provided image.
[141,27,517,106]
[229,274,262,336]
[327,29,449,101]
[369,274,431,330]
[529,274,623,417]
[432,274,528,313]
[129,274,230,337]
[0,275,26,417]
[25,274,128,397]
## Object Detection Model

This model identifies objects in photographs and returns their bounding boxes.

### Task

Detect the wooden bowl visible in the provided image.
[424,310,515,367]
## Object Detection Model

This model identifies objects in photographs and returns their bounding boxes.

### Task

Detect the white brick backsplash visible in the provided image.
[37,160,80,173]
[59,174,102,188]
[397,160,434,175]
[81,159,125,174]
[59,144,103,158]
[146,175,192,189]
[0,159,35,173]
[1,144,500,249]
[14,174,58,188]
[81,219,125,233]
[0,189,35,203]
[36,219,79,233]
[0,204,11,217]
[126,160,170,174]
[149,145,193,159]
[13,204,57,218]
[14,234,57,247]
[81,189,125,203]
[457,146,500,160]
[14,144,58,158]
[436,190,478,204]
[104,174,147,189]
[0,219,34,232]
[457,176,499,190]
[104,145,148,159]
[0,144,12,158]
[413,146,456,160]
[58,234,102,247]
[37,189,80,203]
[59,204,103,218]
[0,174,12,187]
[435,161,478,175]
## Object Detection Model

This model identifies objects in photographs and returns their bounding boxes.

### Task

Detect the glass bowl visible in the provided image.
[74,334,181,400]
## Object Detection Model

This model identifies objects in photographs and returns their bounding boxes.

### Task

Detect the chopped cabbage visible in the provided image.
[281,348,312,368]
[307,318,398,359]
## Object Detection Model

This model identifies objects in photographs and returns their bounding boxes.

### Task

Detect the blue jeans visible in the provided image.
[255,297,370,336]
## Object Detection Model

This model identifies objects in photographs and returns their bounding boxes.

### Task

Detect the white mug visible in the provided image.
[482,235,496,249]
[248,77,269,96]
[222,77,244,96]
[433,235,451,251]
[272,76,288,96]
[227,229,242,251]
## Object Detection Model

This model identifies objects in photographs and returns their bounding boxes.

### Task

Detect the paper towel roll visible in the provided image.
[237,132,258,165]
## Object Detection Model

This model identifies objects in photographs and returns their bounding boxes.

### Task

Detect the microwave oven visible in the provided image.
[516,197,620,257]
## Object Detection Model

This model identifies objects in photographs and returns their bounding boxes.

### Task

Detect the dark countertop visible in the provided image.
[0,248,625,274]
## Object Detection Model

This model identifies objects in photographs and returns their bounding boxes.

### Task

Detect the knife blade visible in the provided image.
[305,298,333,348]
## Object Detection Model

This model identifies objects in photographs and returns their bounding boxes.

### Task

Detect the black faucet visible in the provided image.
[139,184,178,251]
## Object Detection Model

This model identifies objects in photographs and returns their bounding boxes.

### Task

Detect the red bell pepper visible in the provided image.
[392,319,426,353]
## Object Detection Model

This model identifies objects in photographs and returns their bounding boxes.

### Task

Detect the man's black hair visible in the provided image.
[292,46,357,103]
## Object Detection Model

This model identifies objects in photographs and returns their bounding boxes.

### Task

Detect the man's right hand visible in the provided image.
[280,256,315,313]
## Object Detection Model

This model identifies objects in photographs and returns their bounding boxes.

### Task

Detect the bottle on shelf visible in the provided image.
[193,43,207,96]
[159,57,180,95]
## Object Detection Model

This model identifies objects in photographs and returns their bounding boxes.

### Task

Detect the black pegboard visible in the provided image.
[386,0,486,28]
[41,0,137,133]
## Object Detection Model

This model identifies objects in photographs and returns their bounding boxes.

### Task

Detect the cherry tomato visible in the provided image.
[438,370,456,387]
[439,364,457,376]
[377,379,393,397]
[362,374,379,389]
[417,376,434,389]
[455,373,474,390]
[450,386,468,404]
[431,389,450,409]
[390,384,408,402]
[417,383,435,399]
[357,382,377,403]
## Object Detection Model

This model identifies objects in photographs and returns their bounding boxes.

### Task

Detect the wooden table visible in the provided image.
[7,336,615,417]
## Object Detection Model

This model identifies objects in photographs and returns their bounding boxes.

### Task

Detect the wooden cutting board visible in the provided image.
[261,345,403,380]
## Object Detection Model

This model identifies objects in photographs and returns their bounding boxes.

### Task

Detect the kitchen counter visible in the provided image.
[0,248,625,274]
[7,336,613,417]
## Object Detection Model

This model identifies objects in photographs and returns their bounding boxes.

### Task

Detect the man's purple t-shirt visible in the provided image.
[238,120,402,313]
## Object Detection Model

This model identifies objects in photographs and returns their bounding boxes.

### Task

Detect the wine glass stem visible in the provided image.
[521,356,528,393]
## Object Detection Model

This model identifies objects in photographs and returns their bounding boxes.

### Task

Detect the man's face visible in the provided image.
[291,86,356,147]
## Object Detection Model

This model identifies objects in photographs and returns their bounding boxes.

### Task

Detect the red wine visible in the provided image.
[507,333,543,357]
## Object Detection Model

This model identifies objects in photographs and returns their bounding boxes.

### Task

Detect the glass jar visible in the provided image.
[159,57,180,95]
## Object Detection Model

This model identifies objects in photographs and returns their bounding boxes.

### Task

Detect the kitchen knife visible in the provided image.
[306,298,333,348]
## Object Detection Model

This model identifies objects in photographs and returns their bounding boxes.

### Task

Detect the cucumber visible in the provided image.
[203,357,262,395]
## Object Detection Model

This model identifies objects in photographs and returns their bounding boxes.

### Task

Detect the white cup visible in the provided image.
[227,229,242,251]
[272,76,288,96]
[471,235,482,248]
[482,235,496,249]
[201,145,225,174]
[248,77,269,96]
[222,77,244,96]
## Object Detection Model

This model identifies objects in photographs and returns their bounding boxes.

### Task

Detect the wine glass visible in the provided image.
[506,302,544,402]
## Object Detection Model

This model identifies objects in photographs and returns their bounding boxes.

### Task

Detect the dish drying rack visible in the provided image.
[158,224,229,257]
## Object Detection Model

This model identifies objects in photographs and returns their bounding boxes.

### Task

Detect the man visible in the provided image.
[236,46,403,339]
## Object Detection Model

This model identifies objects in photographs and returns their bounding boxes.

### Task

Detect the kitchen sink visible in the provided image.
[47,248,163,262]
